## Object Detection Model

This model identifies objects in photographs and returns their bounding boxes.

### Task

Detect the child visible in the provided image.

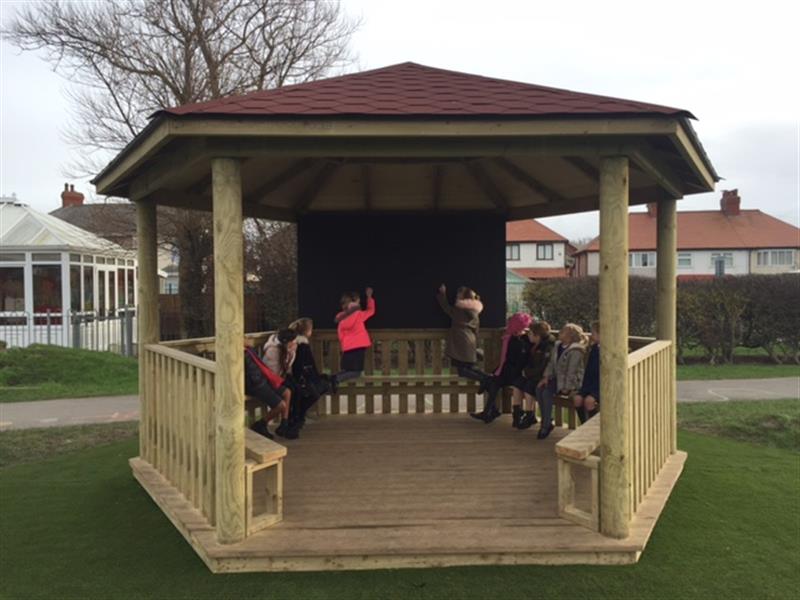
[474,312,533,423]
[511,320,555,430]
[262,328,298,378]
[436,284,489,386]
[536,323,587,439]
[574,320,600,423]
[332,287,375,389]
[288,317,332,428]
[244,346,298,440]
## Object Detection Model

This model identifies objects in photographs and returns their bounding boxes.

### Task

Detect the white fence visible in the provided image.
[0,308,137,356]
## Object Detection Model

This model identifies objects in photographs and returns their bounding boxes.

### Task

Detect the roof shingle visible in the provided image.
[506,219,568,242]
[158,62,693,119]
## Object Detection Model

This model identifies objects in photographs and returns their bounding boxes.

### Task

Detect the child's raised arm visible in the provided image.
[436,284,454,317]
[361,287,376,320]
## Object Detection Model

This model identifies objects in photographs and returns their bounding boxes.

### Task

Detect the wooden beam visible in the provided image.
[362,165,372,211]
[492,157,560,204]
[506,185,667,220]
[247,158,316,205]
[631,149,684,199]
[293,163,338,213]
[129,139,209,200]
[671,122,716,191]
[135,200,159,462]
[211,157,246,545]
[563,156,599,182]
[598,156,631,540]
[656,199,678,453]
[432,165,443,211]
[465,162,509,211]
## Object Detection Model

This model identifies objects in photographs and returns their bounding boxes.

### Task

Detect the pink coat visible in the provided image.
[336,297,376,352]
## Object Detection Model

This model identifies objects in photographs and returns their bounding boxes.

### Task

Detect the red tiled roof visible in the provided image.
[577,210,800,253]
[506,219,568,242]
[158,62,693,118]
[512,268,570,280]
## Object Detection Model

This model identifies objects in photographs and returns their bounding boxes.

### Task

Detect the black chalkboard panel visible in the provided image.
[297,213,506,329]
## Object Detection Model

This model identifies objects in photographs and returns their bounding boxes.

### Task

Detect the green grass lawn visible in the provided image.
[0,345,138,402]
[1,403,798,599]
[677,362,799,380]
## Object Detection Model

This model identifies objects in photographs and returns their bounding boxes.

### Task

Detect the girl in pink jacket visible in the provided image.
[331,287,375,390]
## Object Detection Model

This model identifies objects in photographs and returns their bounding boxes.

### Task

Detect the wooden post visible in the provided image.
[598,156,631,539]
[136,201,159,461]
[212,158,246,544]
[656,199,678,454]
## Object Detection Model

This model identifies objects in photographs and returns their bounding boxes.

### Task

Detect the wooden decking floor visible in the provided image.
[131,414,686,572]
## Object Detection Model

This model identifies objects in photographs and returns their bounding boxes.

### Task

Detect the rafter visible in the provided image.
[465,162,509,211]
[563,156,599,182]
[492,158,561,205]
[248,158,317,205]
[292,163,338,213]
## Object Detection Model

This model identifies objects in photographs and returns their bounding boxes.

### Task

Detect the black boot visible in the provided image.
[275,419,299,440]
[537,421,554,439]
[518,410,537,430]
[250,419,274,440]
[577,406,588,424]
[512,405,523,428]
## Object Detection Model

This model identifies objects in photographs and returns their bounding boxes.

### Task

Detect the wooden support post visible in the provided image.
[212,158,246,544]
[598,156,631,539]
[656,199,678,454]
[136,201,159,461]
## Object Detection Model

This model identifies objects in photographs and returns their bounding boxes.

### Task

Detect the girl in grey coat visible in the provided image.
[536,323,587,439]
[436,284,489,386]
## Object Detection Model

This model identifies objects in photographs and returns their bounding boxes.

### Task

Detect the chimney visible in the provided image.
[60,183,84,208]
[646,202,658,217]
[720,189,741,216]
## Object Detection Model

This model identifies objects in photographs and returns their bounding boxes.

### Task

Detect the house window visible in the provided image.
[126,269,135,305]
[629,252,656,267]
[710,252,734,268]
[0,267,25,312]
[758,249,794,266]
[33,265,62,313]
[83,266,94,311]
[536,243,554,260]
[506,244,521,261]
[70,265,82,311]
[677,253,692,269]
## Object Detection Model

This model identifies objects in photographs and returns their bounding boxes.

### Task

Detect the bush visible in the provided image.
[523,274,800,364]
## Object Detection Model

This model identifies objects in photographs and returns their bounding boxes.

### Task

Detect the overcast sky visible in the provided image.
[1,0,798,240]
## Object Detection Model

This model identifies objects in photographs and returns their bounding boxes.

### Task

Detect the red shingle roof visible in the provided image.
[158,62,693,118]
[512,268,570,280]
[577,210,800,252]
[506,219,568,242]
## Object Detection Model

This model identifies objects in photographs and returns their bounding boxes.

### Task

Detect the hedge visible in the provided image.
[523,274,800,364]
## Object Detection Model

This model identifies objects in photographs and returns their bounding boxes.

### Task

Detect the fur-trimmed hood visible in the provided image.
[455,298,484,314]
[295,335,310,345]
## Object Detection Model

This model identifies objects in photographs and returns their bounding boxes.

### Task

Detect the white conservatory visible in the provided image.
[0,197,138,352]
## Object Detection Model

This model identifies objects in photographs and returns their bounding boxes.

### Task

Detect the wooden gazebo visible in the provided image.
[92,63,717,572]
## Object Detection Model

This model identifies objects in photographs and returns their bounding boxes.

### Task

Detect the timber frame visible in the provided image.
[97,75,716,570]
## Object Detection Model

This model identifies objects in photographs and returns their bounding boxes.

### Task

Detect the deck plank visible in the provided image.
[131,415,685,572]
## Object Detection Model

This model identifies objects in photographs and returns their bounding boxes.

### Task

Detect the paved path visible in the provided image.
[1,377,798,430]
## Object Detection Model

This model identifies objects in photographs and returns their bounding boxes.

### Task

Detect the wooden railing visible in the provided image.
[627,339,674,514]
[140,343,217,525]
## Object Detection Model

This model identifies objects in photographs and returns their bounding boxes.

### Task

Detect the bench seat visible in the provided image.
[244,428,287,464]
[555,415,601,531]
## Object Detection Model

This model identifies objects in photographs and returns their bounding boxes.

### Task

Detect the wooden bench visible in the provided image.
[244,428,287,535]
[555,415,601,531]
[554,393,578,430]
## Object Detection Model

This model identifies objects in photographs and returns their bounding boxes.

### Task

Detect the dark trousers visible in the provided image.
[484,371,519,411]
[451,359,488,384]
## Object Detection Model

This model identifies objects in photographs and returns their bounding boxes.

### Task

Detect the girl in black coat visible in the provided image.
[288,318,332,428]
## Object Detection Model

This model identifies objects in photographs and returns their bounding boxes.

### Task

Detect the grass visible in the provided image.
[676,362,799,380]
[678,399,799,451]
[1,403,799,599]
[0,422,139,468]
[0,345,138,402]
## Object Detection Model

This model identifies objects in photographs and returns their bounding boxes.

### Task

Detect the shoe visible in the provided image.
[537,422,554,440]
[274,421,299,440]
[483,406,501,424]
[469,411,487,422]
[518,411,537,430]
[512,406,523,428]
[250,419,273,440]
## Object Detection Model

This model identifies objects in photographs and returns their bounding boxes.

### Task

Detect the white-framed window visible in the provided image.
[506,244,521,261]
[629,252,656,267]
[536,243,554,260]
[710,252,734,268]
[677,253,693,269]
[757,249,795,266]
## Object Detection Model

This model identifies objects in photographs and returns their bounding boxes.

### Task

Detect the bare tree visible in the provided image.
[245,221,298,329]
[5,0,358,336]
